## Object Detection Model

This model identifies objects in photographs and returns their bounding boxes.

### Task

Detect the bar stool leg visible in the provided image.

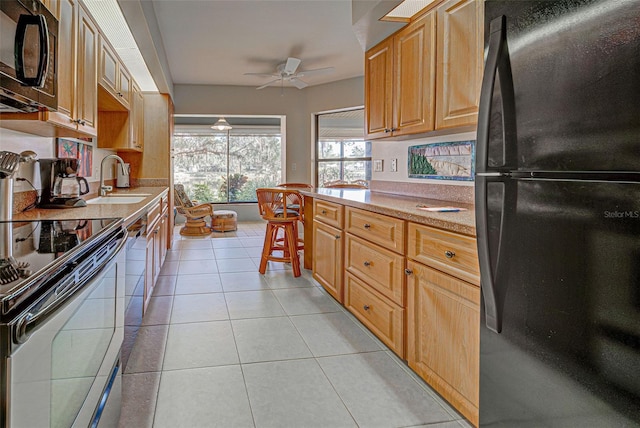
[259,222,276,274]
[285,222,301,277]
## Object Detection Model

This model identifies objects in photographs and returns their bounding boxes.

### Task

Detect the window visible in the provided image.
[316,109,371,186]
[173,124,282,203]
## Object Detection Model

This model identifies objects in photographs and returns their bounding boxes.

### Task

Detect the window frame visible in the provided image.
[314,108,371,187]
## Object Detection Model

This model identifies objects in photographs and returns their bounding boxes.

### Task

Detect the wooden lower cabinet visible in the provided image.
[406,260,479,426]
[345,272,405,357]
[312,220,343,302]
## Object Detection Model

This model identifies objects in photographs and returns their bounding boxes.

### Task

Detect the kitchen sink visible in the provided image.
[86,195,148,204]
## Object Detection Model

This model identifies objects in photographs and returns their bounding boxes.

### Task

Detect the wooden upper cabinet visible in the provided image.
[364,0,483,139]
[364,39,393,139]
[0,0,97,137]
[435,0,484,130]
[393,11,436,136]
[131,82,144,151]
[46,0,76,130]
[365,12,436,139]
[99,36,132,109]
[75,5,98,135]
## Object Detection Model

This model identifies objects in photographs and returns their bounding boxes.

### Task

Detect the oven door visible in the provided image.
[7,243,124,427]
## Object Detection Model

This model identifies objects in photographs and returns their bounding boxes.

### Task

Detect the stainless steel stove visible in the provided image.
[0,218,127,427]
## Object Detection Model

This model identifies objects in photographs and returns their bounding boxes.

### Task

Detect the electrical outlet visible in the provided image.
[373,159,383,172]
[391,158,398,172]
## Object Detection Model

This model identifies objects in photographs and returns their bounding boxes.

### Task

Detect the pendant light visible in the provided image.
[211,117,232,131]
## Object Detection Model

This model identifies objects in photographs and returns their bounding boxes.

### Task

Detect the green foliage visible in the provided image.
[191,183,215,202]
[219,173,249,202]
[410,154,436,175]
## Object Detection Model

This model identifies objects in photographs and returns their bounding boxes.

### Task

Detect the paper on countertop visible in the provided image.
[416,205,467,212]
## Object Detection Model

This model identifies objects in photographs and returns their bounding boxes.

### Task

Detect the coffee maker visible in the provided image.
[38,159,89,208]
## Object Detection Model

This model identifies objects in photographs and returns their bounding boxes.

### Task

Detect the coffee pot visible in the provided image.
[53,176,89,198]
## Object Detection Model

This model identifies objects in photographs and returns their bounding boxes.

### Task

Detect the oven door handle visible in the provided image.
[14,232,127,344]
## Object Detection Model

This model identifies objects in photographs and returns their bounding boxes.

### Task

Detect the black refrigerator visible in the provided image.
[475,0,640,426]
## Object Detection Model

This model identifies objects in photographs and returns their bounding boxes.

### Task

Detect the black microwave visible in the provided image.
[0,0,58,112]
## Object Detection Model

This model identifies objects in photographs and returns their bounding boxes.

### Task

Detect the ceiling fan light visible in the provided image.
[212,117,232,131]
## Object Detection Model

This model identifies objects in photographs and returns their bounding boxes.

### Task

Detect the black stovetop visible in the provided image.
[0,218,122,316]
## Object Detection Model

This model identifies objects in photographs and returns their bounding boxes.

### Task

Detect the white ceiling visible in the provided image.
[149,0,370,89]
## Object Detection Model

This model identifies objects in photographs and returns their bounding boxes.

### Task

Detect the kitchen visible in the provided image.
[1,0,640,427]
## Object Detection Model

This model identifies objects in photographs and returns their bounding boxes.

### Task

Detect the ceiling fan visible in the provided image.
[244,57,334,90]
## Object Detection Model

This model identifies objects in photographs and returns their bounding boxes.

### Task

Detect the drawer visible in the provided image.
[344,272,405,358]
[408,223,480,286]
[314,199,344,229]
[345,207,405,253]
[345,233,405,306]
[147,200,161,228]
[161,194,168,211]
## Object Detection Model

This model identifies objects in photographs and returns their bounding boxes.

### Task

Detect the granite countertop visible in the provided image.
[13,187,169,226]
[302,189,477,236]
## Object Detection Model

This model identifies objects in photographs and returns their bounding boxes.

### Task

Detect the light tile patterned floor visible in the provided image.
[118,222,472,428]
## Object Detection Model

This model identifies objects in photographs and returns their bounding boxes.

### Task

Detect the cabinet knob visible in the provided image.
[363,223,371,229]
[80,120,86,126]
[363,305,370,311]
[445,250,456,259]
[384,128,391,133]
[321,210,327,214]
[363,261,371,267]
[334,235,341,240]
[391,127,398,132]
[405,268,413,275]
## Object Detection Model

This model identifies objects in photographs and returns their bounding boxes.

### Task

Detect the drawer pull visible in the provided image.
[363,305,370,311]
[335,235,341,240]
[363,261,371,267]
[404,268,413,275]
[363,223,371,229]
[445,250,456,259]
[321,209,327,215]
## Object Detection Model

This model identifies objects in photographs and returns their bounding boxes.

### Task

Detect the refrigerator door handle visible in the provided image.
[476,15,517,173]
[476,15,516,333]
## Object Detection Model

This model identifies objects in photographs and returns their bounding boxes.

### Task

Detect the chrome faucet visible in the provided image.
[100,154,128,196]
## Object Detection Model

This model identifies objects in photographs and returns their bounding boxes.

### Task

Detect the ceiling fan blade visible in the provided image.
[244,72,279,77]
[296,67,335,78]
[291,78,308,89]
[256,79,280,90]
[284,57,302,74]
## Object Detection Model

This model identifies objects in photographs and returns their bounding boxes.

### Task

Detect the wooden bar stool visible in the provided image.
[256,188,302,277]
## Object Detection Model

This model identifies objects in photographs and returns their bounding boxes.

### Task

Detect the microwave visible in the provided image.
[0,0,58,112]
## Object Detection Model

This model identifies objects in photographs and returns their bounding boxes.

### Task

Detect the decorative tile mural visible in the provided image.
[408,140,475,181]
[57,138,93,177]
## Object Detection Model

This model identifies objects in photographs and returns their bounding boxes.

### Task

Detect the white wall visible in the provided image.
[0,128,117,192]
[173,76,365,184]
[372,130,477,187]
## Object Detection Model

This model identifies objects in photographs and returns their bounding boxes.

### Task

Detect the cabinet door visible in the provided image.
[364,39,393,139]
[118,66,132,108]
[99,38,119,96]
[435,0,484,130]
[47,0,76,129]
[312,221,343,302]
[75,6,98,135]
[407,261,479,425]
[131,82,144,151]
[393,10,436,136]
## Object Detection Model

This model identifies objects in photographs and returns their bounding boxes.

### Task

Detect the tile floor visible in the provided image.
[118,222,472,428]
